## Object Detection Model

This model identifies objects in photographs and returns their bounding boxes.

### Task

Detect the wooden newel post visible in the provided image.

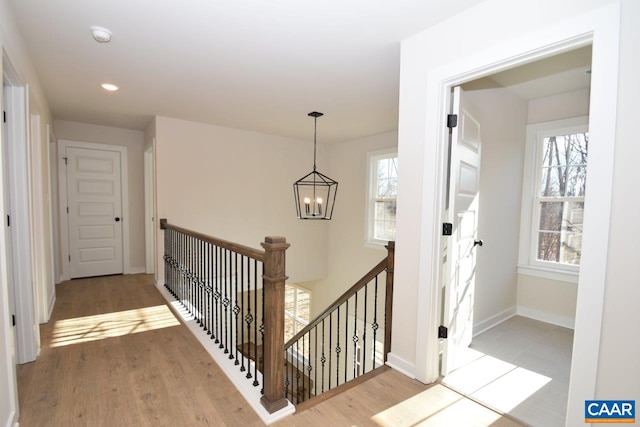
[260,236,290,413]
[384,241,395,361]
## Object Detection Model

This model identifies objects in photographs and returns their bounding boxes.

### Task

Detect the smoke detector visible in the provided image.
[90,26,112,43]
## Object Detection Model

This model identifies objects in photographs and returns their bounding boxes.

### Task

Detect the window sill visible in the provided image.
[517,265,579,284]
[364,240,391,251]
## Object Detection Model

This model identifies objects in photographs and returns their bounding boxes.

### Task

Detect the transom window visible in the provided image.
[518,116,589,282]
[367,150,398,246]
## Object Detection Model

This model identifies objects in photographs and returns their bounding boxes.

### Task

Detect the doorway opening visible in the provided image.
[439,45,592,427]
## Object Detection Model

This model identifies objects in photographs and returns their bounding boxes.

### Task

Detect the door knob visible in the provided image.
[473,239,483,247]
[115,217,121,222]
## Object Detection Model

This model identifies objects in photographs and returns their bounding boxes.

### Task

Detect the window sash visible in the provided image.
[531,128,588,269]
[367,150,398,246]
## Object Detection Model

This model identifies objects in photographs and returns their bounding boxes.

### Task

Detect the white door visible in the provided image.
[66,146,123,278]
[441,86,482,375]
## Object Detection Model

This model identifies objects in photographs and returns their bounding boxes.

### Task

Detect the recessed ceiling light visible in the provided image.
[101,83,119,92]
[90,26,112,43]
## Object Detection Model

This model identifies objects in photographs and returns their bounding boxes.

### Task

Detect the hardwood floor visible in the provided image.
[17,274,522,426]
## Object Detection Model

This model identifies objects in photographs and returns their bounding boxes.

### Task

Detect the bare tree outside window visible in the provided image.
[374,156,398,241]
[537,132,588,265]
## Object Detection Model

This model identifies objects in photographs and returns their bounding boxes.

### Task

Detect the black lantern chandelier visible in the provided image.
[293,112,338,220]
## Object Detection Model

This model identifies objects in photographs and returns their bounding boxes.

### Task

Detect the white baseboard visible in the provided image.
[127,267,146,275]
[158,285,295,424]
[386,353,416,379]
[517,306,575,329]
[473,307,517,337]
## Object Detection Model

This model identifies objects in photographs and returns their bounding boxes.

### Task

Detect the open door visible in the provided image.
[441,86,483,375]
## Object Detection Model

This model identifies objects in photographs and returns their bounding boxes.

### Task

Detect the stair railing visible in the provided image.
[160,219,289,413]
[283,241,395,405]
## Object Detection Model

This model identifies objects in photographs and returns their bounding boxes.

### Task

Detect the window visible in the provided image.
[367,150,398,246]
[518,116,588,282]
[284,284,310,343]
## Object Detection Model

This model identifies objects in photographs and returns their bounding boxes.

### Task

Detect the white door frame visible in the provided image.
[412,4,620,424]
[30,113,52,324]
[3,55,39,364]
[58,139,130,281]
[48,125,60,287]
[144,144,155,275]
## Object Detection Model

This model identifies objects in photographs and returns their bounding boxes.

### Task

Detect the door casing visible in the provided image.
[402,4,621,424]
[58,139,131,281]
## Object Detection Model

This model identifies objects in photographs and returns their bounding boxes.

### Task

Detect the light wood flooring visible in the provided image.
[17,274,523,426]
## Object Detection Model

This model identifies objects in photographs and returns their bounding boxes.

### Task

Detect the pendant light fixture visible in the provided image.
[293,112,338,220]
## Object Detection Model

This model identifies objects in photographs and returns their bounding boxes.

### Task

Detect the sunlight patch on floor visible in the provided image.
[371,384,503,426]
[50,305,180,347]
[443,347,551,414]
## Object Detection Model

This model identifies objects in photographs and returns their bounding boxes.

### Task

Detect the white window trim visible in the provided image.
[365,148,398,249]
[284,283,311,365]
[517,116,589,284]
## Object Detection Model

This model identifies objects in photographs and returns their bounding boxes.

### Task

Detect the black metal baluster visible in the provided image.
[245,259,253,380]
[373,275,379,369]
[307,333,313,401]
[199,239,204,327]
[321,318,325,393]
[187,235,192,315]
[233,253,240,365]
[208,242,213,336]
[336,307,340,387]
[344,300,348,383]
[295,340,300,402]
[253,259,259,387]
[260,263,265,394]
[363,283,368,374]
[223,249,229,353]
[240,255,246,372]
[284,344,289,401]
[353,290,358,379]
[214,246,220,344]
[328,312,332,390]
[314,326,318,398]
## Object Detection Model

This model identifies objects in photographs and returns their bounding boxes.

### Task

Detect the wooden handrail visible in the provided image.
[160,219,265,262]
[284,244,393,349]
[160,219,288,414]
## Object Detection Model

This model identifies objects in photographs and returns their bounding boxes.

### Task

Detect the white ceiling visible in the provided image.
[8,0,488,143]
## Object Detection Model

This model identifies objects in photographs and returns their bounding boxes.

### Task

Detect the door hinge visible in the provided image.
[6,215,9,227]
[3,111,6,123]
[447,114,458,128]
[443,222,453,236]
[66,206,69,214]
[63,156,68,165]
[11,314,15,327]
[438,325,448,339]
[68,255,71,262]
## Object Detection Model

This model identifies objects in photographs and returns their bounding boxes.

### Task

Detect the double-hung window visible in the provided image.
[284,284,310,356]
[366,149,398,246]
[518,117,589,282]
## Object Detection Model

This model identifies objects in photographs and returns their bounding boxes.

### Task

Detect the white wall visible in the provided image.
[154,116,329,285]
[307,131,397,317]
[461,86,528,333]
[396,0,637,423]
[54,120,146,273]
[595,0,640,401]
[0,0,54,423]
[516,88,590,329]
